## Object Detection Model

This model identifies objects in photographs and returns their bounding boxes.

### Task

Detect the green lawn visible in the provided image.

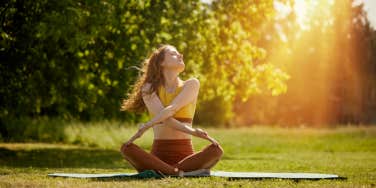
[0,125,375,187]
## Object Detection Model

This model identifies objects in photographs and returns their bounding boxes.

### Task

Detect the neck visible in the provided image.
[163,69,179,90]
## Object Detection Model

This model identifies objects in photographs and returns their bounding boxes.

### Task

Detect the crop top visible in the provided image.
[157,84,196,123]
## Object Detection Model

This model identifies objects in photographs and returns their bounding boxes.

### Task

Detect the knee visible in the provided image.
[209,143,224,158]
[120,143,135,156]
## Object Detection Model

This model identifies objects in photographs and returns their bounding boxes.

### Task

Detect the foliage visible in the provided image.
[194,0,290,125]
[0,0,289,125]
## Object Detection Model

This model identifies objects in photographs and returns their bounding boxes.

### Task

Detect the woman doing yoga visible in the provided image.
[120,44,223,176]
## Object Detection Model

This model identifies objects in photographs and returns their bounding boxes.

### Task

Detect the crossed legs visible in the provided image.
[120,142,224,175]
[175,143,224,171]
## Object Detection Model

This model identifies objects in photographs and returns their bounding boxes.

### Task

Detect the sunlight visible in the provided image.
[275,0,335,30]
[269,0,359,124]
[293,0,308,30]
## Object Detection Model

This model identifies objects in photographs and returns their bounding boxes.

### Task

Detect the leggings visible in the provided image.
[120,139,224,175]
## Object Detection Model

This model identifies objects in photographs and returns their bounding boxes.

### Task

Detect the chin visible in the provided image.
[180,63,185,70]
[177,64,185,72]
[177,67,185,73]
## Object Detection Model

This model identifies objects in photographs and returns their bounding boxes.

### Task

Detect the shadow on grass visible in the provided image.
[0,147,133,169]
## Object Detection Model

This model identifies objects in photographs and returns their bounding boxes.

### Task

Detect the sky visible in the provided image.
[363,0,376,29]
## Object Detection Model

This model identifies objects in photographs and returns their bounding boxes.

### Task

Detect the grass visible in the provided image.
[0,123,375,187]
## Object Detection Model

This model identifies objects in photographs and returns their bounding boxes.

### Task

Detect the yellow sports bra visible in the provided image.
[157,84,196,123]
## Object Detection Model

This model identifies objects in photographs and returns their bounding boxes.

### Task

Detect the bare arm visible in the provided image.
[141,80,199,135]
[143,78,200,128]
[123,79,219,146]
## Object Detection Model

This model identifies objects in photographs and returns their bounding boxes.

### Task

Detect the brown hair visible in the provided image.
[120,44,173,113]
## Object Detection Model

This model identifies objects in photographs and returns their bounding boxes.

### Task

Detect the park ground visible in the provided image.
[0,124,375,187]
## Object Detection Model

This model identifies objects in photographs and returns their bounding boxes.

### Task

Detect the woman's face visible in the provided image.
[161,46,185,72]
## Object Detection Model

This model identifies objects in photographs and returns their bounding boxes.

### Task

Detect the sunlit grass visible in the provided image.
[0,124,375,187]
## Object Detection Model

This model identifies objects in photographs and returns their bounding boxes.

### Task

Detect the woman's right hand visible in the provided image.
[194,128,219,146]
[123,123,150,147]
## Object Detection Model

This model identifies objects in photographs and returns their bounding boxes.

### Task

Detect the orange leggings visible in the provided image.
[120,139,224,175]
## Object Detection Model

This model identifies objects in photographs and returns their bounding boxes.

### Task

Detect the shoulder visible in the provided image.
[141,82,153,94]
[141,82,151,91]
[183,77,200,89]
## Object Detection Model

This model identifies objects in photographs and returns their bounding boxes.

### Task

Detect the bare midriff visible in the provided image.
[153,121,193,140]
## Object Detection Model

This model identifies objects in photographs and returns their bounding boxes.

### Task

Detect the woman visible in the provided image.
[120,44,223,177]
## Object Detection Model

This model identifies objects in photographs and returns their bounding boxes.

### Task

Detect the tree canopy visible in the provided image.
[1,0,375,126]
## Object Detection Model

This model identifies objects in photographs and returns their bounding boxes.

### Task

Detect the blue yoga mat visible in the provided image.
[48,170,346,180]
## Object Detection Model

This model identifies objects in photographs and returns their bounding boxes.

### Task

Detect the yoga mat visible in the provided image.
[48,170,346,180]
[48,170,162,179]
[210,171,346,180]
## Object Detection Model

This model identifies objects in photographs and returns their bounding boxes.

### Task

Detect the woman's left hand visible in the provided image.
[194,128,219,146]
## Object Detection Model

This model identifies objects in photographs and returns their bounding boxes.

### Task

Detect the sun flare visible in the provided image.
[275,0,335,30]
[293,0,308,29]
[271,0,359,125]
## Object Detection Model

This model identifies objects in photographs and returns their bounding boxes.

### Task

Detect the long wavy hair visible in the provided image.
[120,45,173,113]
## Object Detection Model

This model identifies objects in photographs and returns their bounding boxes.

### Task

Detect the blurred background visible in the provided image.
[1,0,376,142]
